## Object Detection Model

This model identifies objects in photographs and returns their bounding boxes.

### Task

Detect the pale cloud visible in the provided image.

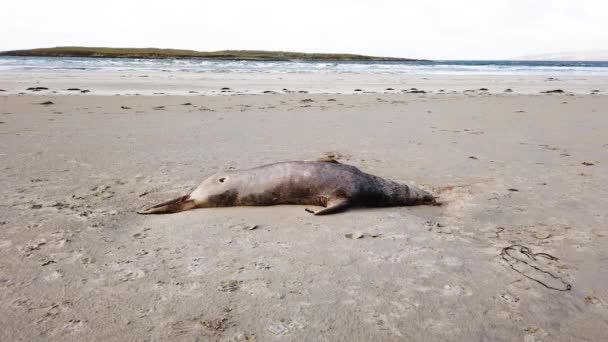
[1,0,606,59]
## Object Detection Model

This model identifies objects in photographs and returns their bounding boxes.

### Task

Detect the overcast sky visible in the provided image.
[1,0,606,59]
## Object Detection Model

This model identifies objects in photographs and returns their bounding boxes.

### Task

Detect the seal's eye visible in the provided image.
[219,177,226,183]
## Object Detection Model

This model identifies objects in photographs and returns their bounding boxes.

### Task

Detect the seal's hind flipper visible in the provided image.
[316,156,340,164]
[137,195,196,214]
[313,198,350,215]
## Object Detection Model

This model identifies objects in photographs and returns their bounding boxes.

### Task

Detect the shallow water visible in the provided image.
[1,56,608,75]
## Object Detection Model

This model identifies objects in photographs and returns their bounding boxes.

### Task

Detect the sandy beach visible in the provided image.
[1,79,607,341]
[1,69,606,95]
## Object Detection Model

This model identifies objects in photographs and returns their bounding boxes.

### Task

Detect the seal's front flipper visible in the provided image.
[313,198,350,216]
[137,195,196,214]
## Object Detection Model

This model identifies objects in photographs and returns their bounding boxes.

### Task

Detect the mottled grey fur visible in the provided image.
[138,159,435,215]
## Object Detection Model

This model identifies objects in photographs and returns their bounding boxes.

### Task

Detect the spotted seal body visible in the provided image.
[138,159,435,215]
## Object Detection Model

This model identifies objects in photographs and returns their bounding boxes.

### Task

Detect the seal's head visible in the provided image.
[137,173,238,214]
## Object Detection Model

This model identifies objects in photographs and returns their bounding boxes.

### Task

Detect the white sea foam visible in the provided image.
[1,56,608,75]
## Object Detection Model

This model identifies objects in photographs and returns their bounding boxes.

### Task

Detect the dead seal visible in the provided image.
[138,158,435,215]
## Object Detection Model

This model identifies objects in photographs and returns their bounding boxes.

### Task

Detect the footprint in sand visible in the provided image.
[442,284,472,297]
[219,280,242,292]
[43,270,64,281]
[165,319,206,340]
[499,292,520,307]
[163,313,234,340]
[59,319,87,335]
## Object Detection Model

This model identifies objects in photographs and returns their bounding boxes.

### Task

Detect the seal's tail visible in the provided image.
[137,195,196,214]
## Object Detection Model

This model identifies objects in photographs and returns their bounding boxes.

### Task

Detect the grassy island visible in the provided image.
[0,47,426,61]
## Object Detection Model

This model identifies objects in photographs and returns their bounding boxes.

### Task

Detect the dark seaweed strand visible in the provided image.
[500,244,572,292]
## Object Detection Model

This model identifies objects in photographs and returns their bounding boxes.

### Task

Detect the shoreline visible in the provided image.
[1,72,606,96]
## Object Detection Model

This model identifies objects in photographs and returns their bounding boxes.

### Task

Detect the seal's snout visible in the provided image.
[137,195,196,214]
[424,191,437,203]
[413,187,436,205]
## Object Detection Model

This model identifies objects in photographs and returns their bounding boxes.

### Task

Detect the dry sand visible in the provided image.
[0,89,607,341]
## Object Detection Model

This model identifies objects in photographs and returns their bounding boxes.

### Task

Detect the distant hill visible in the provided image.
[0,47,426,62]
[513,50,608,61]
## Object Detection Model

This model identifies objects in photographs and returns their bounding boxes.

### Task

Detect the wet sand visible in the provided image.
[0,69,606,95]
[0,91,607,341]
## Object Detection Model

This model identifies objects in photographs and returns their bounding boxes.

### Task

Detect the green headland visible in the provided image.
[0,47,426,61]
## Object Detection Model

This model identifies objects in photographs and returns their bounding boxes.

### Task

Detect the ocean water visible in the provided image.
[1,56,608,75]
